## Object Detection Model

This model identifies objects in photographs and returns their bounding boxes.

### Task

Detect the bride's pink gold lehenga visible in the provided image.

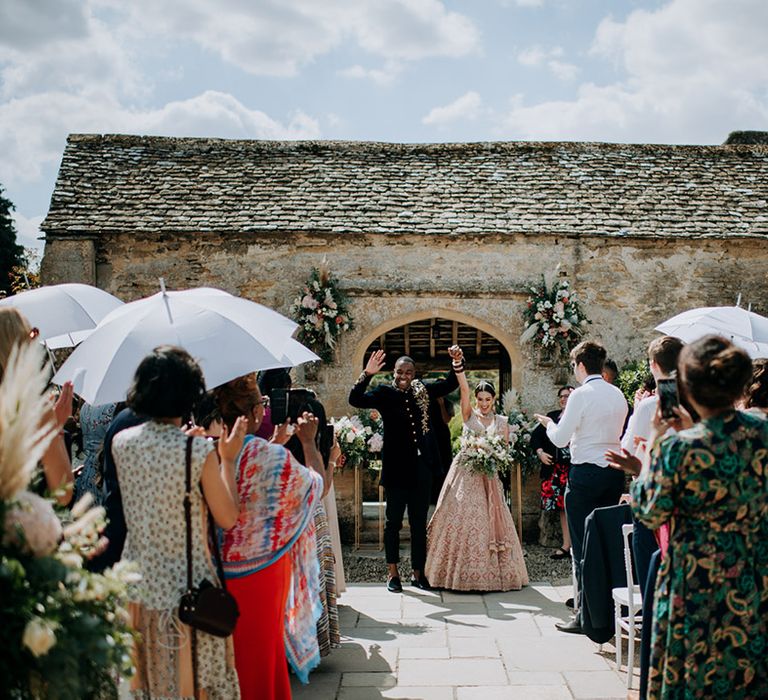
[425,413,529,592]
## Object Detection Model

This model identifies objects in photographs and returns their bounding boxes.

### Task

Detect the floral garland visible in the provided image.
[290,262,353,363]
[520,276,590,359]
[398,379,430,435]
[332,410,384,469]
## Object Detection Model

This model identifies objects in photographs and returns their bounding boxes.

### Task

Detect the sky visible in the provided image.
[1,0,766,252]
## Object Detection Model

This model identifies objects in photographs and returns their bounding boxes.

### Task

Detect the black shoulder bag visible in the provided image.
[178,436,240,638]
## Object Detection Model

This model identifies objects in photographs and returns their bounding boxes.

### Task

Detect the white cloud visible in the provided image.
[0,0,89,50]
[500,0,545,6]
[0,91,320,186]
[0,11,142,100]
[11,211,45,251]
[517,45,578,81]
[422,91,484,126]
[339,61,403,85]
[500,0,768,143]
[95,0,480,77]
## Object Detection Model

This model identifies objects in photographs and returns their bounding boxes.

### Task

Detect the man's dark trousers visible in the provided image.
[565,463,625,614]
[384,460,432,571]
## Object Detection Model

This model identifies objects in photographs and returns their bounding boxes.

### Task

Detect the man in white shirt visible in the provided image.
[621,336,684,459]
[535,340,627,634]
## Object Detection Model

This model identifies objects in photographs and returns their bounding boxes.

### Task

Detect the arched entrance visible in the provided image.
[352,308,520,396]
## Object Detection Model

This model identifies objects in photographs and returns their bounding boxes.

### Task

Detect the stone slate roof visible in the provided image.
[42,134,768,239]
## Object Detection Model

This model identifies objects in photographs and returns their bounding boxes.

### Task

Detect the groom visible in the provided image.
[349,345,464,592]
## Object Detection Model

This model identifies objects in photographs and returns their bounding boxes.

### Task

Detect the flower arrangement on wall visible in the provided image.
[331,410,383,470]
[0,342,136,699]
[520,276,590,360]
[290,261,353,363]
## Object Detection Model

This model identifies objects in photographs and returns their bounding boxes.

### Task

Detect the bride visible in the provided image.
[425,351,528,592]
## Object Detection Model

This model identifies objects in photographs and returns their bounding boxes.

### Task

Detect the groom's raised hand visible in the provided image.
[365,349,386,376]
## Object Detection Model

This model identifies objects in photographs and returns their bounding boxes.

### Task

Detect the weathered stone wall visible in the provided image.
[43,229,768,539]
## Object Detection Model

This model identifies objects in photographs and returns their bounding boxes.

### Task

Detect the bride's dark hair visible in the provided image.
[474,380,496,397]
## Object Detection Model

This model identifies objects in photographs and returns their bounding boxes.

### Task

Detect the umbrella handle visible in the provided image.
[43,342,58,374]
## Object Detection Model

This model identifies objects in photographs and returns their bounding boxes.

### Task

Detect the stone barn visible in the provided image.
[40,133,768,539]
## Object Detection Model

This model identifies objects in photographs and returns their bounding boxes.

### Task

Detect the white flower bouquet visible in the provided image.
[332,410,384,469]
[456,432,514,478]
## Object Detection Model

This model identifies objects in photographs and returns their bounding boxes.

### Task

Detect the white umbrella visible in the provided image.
[0,283,123,343]
[53,286,314,404]
[655,306,768,359]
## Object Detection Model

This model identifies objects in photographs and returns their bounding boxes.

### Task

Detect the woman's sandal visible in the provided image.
[550,547,570,560]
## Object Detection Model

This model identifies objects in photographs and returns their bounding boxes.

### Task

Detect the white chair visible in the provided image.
[611,523,643,689]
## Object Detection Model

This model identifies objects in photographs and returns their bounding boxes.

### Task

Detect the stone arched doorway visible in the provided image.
[352,308,521,396]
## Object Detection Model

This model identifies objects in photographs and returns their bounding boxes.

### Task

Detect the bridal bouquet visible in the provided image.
[457,432,514,478]
[332,410,383,468]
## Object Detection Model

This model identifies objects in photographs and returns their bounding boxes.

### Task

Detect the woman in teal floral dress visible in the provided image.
[631,335,768,699]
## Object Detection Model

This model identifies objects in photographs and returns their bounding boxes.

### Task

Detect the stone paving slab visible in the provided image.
[291,582,627,700]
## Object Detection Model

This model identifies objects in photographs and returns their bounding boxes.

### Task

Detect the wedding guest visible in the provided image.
[618,336,684,588]
[602,358,619,385]
[534,340,627,634]
[742,358,768,416]
[632,335,768,697]
[531,385,573,559]
[86,404,145,572]
[256,368,292,440]
[112,346,244,699]
[283,389,342,658]
[73,402,118,505]
[0,307,74,506]
[214,373,327,698]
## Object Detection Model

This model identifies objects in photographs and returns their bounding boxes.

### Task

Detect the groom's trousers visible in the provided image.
[384,459,432,571]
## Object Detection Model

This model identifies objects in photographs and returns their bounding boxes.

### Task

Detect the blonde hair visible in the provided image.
[0,307,32,383]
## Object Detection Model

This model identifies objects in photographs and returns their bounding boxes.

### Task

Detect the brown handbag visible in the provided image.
[178,436,239,638]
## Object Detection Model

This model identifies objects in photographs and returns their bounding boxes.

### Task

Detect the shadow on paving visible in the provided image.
[291,584,627,699]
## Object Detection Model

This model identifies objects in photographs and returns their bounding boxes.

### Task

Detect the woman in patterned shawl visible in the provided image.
[631,336,768,699]
[214,374,329,699]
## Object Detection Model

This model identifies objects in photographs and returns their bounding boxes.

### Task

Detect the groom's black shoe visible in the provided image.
[555,617,585,634]
[411,575,432,591]
[387,576,403,593]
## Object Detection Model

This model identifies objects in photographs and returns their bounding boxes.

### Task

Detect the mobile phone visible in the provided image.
[656,378,680,420]
[270,388,289,425]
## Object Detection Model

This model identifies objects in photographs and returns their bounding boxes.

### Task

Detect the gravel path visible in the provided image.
[342,543,572,585]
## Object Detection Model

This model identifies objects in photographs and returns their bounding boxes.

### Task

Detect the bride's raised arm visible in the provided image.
[448,344,471,422]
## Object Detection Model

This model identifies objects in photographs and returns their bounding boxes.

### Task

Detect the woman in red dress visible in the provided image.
[531,386,573,559]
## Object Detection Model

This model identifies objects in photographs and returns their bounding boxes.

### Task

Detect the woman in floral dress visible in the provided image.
[113,347,244,699]
[632,335,768,699]
[425,369,528,592]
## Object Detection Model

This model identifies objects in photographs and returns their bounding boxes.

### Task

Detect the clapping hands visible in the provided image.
[218,416,248,462]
